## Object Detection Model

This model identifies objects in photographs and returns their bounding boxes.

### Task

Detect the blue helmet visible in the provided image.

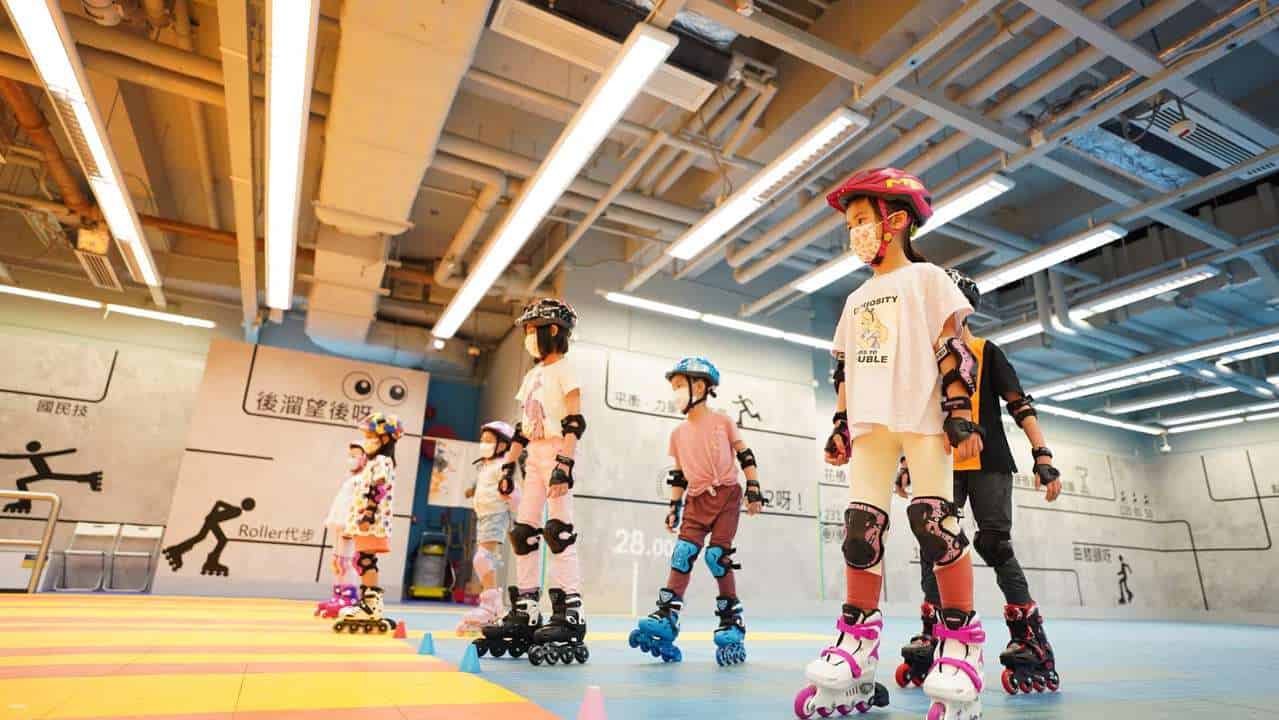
[665,356,720,387]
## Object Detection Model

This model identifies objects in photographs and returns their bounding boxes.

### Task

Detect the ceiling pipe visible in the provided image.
[434,175,507,288]
[0,79,93,218]
[141,0,170,28]
[171,0,219,230]
[651,83,759,196]
[637,84,738,192]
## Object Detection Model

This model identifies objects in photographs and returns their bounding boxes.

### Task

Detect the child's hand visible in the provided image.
[464,487,475,498]
[665,500,682,533]
[746,500,763,516]
[744,480,768,516]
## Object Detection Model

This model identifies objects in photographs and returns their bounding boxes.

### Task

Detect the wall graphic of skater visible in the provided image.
[163,498,256,576]
[1,441,103,513]
[1116,554,1135,605]
[731,395,762,429]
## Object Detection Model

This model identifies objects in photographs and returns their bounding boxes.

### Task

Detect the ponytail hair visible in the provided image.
[883,199,929,263]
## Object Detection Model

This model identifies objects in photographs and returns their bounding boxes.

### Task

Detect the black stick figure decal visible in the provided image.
[163,498,256,577]
[732,395,762,429]
[1116,554,1135,605]
[1,441,104,513]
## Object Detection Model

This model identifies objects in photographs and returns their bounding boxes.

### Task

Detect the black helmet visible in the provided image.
[516,298,578,331]
[945,268,980,313]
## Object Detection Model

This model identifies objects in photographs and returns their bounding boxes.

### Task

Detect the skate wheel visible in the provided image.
[1019,678,1032,693]
[331,623,343,633]
[491,644,506,658]
[628,630,642,649]
[1046,675,1060,692]
[854,702,869,714]
[1033,678,1045,692]
[557,647,572,664]
[1001,668,1017,695]
[473,641,488,658]
[835,704,852,716]
[510,645,526,659]
[528,647,543,666]
[347,624,359,634]
[895,663,910,688]
[912,673,924,688]
[573,645,589,664]
[816,707,832,718]
[793,685,818,720]
[926,701,944,720]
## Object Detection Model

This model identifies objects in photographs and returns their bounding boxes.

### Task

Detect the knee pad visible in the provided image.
[356,552,379,573]
[473,547,498,577]
[543,519,578,554]
[671,538,700,574]
[509,522,542,556]
[907,497,970,567]
[974,529,1014,567]
[842,502,889,569]
[704,544,740,578]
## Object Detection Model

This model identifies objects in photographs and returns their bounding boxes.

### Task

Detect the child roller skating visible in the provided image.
[483,299,591,666]
[458,421,521,639]
[798,168,984,720]
[477,586,539,658]
[895,601,938,688]
[316,441,366,619]
[630,357,766,666]
[334,413,402,635]
[897,269,1063,698]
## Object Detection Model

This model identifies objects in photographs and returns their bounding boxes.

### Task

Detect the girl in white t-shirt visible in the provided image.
[487,298,590,666]
[314,441,365,619]
[457,421,520,636]
[794,169,984,720]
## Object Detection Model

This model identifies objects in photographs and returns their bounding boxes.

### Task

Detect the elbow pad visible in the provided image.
[561,414,586,439]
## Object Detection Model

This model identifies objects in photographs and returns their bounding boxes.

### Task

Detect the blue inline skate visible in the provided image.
[629,588,683,662]
[713,595,747,666]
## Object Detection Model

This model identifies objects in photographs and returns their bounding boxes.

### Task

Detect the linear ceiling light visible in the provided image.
[1070,266,1218,321]
[603,291,702,320]
[782,332,834,350]
[4,0,160,289]
[0,283,102,308]
[1104,386,1236,415]
[1246,410,1279,422]
[1035,402,1164,435]
[263,0,320,310]
[1050,368,1181,401]
[1171,331,1279,364]
[1217,342,1279,365]
[914,172,1015,239]
[667,107,869,260]
[701,313,785,338]
[602,291,831,350]
[104,303,216,328]
[975,223,1127,294]
[433,25,678,338]
[986,320,1045,344]
[1161,400,1279,427]
[793,252,864,293]
[1167,417,1245,434]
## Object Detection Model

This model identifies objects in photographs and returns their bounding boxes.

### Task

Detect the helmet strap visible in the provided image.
[871,198,893,266]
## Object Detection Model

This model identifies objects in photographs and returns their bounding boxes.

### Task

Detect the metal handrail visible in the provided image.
[0,491,62,593]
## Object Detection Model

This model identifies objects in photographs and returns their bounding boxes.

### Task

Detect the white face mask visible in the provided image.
[479,442,496,458]
[346,456,364,472]
[672,387,699,414]
[524,333,542,358]
[849,221,883,264]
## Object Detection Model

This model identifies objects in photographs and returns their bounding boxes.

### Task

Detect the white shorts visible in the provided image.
[475,511,511,544]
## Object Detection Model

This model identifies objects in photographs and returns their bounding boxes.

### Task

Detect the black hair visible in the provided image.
[373,437,397,467]
[534,323,571,360]
[881,199,929,263]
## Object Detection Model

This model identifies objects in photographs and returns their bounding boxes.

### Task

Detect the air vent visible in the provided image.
[1147,103,1268,179]
[74,249,123,291]
[490,0,716,111]
[49,92,104,179]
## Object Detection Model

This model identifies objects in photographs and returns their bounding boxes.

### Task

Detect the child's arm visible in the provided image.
[665,462,687,533]
[992,344,1062,502]
[499,421,528,496]
[549,389,583,498]
[825,353,851,465]
[936,314,983,461]
[733,439,766,516]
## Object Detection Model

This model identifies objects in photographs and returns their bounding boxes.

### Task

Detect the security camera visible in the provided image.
[1157,435,1172,454]
[1170,117,1197,140]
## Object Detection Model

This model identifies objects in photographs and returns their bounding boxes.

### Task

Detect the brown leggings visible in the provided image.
[666,484,742,598]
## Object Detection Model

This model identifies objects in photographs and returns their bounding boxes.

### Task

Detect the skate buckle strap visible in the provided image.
[929,656,984,692]
[835,616,882,642]
[819,647,863,680]
[934,621,985,645]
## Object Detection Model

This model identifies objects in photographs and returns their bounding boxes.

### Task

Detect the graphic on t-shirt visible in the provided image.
[523,371,547,440]
[854,298,895,366]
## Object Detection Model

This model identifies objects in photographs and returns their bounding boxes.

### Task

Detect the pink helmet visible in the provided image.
[826,167,934,226]
[480,421,514,443]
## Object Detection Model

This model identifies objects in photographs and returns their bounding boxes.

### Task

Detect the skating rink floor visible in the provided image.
[3,593,1278,720]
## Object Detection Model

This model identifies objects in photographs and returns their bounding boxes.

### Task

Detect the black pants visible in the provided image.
[921,470,1032,605]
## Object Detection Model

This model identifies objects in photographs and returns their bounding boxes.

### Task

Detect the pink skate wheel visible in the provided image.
[817,707,833,718]
[793,685,818,720]
[854,702,869,714]
[834,704,851,716]
[926,701,944,720]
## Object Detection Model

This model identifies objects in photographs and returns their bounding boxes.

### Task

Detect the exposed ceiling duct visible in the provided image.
[305,0,490,347]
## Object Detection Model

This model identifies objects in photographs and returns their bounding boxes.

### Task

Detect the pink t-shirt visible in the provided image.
[668,410,743,497]
[831,262,972,440]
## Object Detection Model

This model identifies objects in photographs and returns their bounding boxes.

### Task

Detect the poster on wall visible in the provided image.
[0,335,203,549]
[152,339,427,599]
[429,438,483,509]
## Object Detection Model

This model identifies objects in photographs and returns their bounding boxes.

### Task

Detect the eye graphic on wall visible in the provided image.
[343,371,375,401]
[378,377,408,406]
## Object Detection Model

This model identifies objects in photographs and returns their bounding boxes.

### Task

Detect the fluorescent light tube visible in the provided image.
[1167,417,1245,433]
[434,25,678,338]
[1051,368,1180,401]
[702,314,785,338]
[975,223,1126,294]
[1172,331,1279,363]
[1035,402,1164,435]
[263,0,320,310]
[914,173,1015,238]
[987,321,1044,344]
[604,292,702,320]
[1246,410,1279,422]
[1162,401,1279,426]
[4,0,160,288]
[1105,386,1236,414]
[1071,267,1217,319]
[793,252,865,293]
[105,303,215,328]
[783,332,834,350]
[1218,343,1279,364]
[0,283,102,308]
[667,107,868,260]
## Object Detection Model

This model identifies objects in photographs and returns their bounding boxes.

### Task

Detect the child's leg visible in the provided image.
[966,471,1032,604]
[705,485,743,597]
[335,535,359,585]
[901,433,972,612]
[476,540,501,590]
[513,449,550,592]
[844,425,900,610]
[668,495,712,597]
[541,439,580,593]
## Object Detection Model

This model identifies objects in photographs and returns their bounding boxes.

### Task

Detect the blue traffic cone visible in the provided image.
[459,642,482,674]
[417,632,435,655]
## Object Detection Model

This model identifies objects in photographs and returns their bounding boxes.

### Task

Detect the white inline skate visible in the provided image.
[922,608,985,720]
[794,606,891,718]
[455,588,503,636]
